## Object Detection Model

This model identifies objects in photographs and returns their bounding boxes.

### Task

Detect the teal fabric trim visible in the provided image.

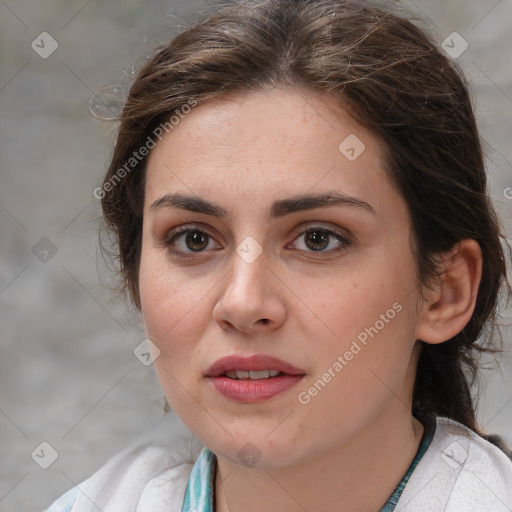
[43,486,79,512]
[182,416,436,512]
[181,446,217,512]
[379,414,437,511]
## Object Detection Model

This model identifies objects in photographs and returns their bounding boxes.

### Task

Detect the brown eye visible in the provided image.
[289,227,351,255]
[164,226,221,258]
[185,231,209,251]
[304,230,330,251]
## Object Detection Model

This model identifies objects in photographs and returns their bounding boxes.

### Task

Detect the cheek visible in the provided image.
[312,263,412,343]
[138,252,213,353]
[295,288,418,441]
[303,252,419,385]
[138,255,214,410]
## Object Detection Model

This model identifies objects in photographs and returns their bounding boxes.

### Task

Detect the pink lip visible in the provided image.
[206,354,305,377]
[205,354,305,403]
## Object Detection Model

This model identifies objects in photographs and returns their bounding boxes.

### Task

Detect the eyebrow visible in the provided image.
[149,191,376,218]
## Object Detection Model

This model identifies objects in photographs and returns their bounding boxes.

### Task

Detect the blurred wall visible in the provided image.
[0,1,511,510]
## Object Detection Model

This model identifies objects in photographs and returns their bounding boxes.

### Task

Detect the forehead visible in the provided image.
[144,88,396,220]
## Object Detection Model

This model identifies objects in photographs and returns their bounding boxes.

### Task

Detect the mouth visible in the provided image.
[206,354,305,403]
[206,354,305,378]
[223,369,283,380]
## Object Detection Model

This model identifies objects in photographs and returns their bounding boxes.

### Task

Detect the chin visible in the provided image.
[201,430,311,470]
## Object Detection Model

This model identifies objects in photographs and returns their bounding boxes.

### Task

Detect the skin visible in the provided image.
[139,88,482,512]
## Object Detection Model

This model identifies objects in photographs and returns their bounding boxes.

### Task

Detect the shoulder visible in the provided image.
[439,417,512,511]
[43,413,205,512]
[395,416,512,512]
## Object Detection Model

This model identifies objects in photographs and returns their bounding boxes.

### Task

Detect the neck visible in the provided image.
[214,404,425,512]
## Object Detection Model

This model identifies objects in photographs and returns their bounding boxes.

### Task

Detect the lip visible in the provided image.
[205,354,306,404]
[206,354,305,377]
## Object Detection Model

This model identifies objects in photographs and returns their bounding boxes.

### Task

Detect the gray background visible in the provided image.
[0,1,511,510]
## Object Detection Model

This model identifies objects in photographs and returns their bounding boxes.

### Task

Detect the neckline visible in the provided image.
[182,414,437,512]
[379,413,437,511]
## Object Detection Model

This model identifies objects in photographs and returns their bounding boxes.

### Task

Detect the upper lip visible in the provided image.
[205,354,306,377]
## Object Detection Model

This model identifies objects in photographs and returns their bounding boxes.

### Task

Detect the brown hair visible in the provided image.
[100,0,509,434]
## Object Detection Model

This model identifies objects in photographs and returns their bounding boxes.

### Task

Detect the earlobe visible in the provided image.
[415,239,482,344]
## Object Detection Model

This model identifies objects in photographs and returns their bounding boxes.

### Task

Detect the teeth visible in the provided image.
[224,369,282,380]
[249,370,270,379]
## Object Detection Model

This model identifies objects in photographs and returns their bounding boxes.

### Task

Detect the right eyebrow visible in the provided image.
[149,193,229,218]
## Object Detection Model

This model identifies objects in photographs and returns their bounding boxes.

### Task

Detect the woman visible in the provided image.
[45,0,512,510]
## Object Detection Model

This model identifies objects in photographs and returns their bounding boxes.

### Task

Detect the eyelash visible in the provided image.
[161,224,351,260]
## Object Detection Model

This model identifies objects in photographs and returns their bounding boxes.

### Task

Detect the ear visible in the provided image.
[415,239,482,344]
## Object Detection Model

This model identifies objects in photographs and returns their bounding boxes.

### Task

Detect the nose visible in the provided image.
[213,250,287,334]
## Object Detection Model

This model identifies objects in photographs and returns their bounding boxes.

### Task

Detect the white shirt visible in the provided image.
[44,414,512,512]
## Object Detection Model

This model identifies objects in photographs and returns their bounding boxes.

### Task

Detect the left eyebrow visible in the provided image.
[149,191,376,218]
[270,192,376,217]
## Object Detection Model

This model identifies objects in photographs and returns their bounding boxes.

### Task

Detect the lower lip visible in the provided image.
[208,375,304,403]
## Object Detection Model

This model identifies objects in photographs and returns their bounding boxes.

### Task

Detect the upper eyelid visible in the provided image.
[288,222,352,243]
[166,222,349,240]
[165,222,219,239]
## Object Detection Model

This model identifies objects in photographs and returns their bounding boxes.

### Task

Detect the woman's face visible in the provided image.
[139,88,424,469]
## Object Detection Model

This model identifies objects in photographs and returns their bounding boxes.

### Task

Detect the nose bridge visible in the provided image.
[214,238,286,332]
[226,241,268,299]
